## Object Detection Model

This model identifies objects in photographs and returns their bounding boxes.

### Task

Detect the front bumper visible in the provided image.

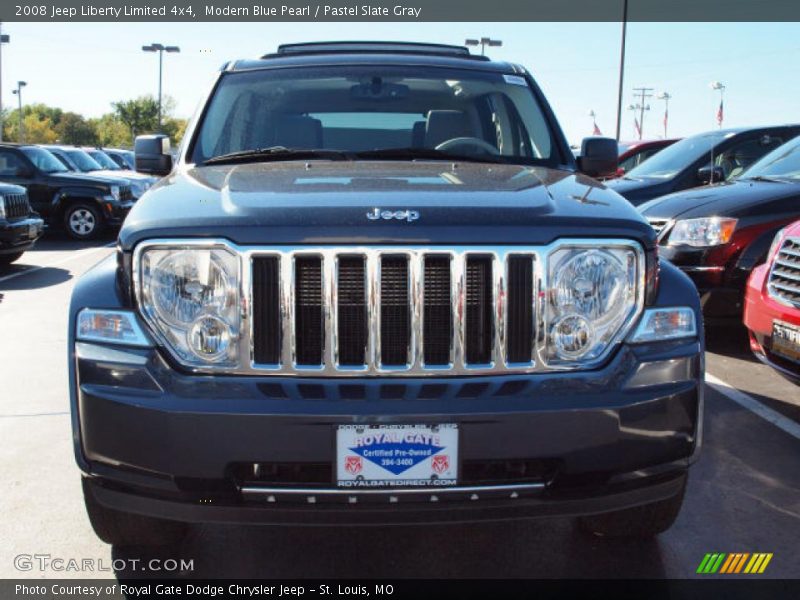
[73,336,702,525]
[659,245,744,319]
[103,199,135,226]
[744,264,800,383]
[0,216,44,254]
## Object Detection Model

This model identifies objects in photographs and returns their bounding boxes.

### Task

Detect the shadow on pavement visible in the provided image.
[0,267,72,292]
[111,519,667,580]
[29,230,117,251]
[704,323,752,360]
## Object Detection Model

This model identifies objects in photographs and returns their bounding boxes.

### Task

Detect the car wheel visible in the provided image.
[0,252,24,266]
[64,203,104,240]
[82,478,187,548]
[577,474,687,538]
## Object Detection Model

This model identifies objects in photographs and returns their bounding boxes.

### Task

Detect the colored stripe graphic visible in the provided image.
[719,554,736,574]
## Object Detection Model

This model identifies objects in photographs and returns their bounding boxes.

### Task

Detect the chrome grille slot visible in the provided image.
[465,256,494,364]
[295,256,324,365]
[3,193,30,220]
[337,255,368,366]
[506,255,535,363]
[768,237,800,308]
[423,256,452,366]
[380,255,410,366]
[252,256,281,364]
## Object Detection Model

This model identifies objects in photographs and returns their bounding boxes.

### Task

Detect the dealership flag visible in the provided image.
[717,99,724,126]
[664,108,669,132]
[593,122,602,136]
[634,117,642,139]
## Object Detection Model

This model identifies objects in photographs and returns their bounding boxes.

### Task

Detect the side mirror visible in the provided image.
[697,165,724,184]
[577,137,618,178]
[134,134,173,177]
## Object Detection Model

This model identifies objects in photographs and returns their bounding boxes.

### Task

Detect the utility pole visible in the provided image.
[0,24,10,142]
[657,91,671,138]
[630,87,653,140]
[614,0,629,141]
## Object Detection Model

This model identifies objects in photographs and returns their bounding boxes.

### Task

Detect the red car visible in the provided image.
[607,139,680,179]
[744,220,800,384]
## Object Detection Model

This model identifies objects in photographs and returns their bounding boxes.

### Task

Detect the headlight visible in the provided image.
[0,195,5,220]
[668,217,737,247]
[137,245,240,367]
[545,245,641,365]
[109,185,121,201]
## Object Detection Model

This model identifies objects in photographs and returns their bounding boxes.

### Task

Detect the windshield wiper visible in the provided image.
[354,147,505,164]
[746,175,787,183]
[202,146,355,166]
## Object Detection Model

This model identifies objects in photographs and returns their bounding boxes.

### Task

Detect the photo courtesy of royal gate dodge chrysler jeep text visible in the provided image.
[69,42,703,547]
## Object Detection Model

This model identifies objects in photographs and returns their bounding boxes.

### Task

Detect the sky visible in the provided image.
[1,21,798,145]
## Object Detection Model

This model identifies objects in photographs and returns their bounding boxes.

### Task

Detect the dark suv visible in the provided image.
[0,183,43,266]
[0,144,134,239]
[69,42,703,547]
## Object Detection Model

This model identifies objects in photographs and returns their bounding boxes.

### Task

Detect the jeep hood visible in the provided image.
[119,161,656,250]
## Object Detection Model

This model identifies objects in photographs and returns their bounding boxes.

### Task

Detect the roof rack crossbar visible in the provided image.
[263,41,480,60]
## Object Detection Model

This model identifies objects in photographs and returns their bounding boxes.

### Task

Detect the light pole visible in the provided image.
[711,81,725,128]
[464,37,502,56]
[656,91,671,138]
[0,25,10,142]
[11,80,25,142]
[614,0,629,141]
[141,43,180,131]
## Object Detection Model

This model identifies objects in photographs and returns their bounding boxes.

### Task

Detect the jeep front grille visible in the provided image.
[119,186,134,202]
[768,237,800,308]
[3,193,30,220]
[251,248,539,376]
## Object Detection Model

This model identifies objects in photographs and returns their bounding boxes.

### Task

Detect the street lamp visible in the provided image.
[0,26,10,142]
[656,91,671,138]
[11,80,26,142]
[141,43,180,131]
[464,37,502,56]
[710,81,726,128]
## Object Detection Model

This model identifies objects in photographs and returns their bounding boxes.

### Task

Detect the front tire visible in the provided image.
[82,478,187,548]
[578,475,687,538]
[0,251,24,266]
[64,203,104,240]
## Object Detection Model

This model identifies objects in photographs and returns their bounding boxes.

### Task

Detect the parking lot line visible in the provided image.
[0,242,115,284]
[706,372,800,441]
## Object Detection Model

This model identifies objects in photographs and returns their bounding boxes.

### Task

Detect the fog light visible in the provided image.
[551,314,594,359]
[188,315,231,361]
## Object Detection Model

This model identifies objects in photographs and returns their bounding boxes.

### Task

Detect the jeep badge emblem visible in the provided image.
[366,208,420,222]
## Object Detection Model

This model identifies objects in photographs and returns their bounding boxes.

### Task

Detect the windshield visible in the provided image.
[65,149,104,172]
[87,150,122,170]
[742,135,800,180]
[626,131,730,179]
[21,147,69,173]
[190,66,560,166]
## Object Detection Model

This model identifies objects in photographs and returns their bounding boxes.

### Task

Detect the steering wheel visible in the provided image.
[435,137,500,155]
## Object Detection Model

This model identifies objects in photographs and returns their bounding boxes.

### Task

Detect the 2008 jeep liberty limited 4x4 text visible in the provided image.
[69,42,703,547]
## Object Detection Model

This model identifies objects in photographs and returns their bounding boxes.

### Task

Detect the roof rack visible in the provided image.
[263,41,486,60]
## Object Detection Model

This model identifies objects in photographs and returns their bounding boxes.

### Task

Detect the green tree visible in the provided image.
[111,96,159,139]
[91,114,132,147]
[163,117,188,146]
[5,113,59,144]
[56,112,97,145]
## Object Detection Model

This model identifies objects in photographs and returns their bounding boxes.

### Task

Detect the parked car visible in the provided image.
[744,219,800,384]
[101,148,135,170]
[607,126,800,205]
[0,143,134,240]
[639,134,800,322]
[43,145,156,200]
[609,139,679,180]
[0,183,44,266]
[70,41,703,548]
[83,147,158,190]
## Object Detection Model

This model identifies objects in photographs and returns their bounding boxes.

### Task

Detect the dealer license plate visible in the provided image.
[336,424,458,488]
[772,320,800,364]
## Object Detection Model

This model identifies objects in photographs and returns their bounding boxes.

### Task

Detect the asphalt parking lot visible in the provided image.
[1,235,798,580]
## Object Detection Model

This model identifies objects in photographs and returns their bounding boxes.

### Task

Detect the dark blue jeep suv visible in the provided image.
[69,42,703,546]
